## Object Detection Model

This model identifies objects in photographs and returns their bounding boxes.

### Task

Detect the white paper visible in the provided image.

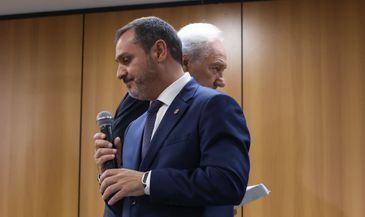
[235,183,270,208]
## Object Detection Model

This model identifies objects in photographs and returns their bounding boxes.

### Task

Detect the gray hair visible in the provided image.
[177,23,223,63]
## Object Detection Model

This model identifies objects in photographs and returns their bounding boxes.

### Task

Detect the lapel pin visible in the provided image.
[174,108,180,115]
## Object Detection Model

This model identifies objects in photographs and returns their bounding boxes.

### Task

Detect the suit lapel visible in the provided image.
[122,114,145,170]
[139,79,199,171]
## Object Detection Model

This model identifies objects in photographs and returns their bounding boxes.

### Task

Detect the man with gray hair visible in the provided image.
[178,23,227,89]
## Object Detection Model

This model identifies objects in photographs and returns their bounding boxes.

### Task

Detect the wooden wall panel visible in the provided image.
[1,1,363,217]
[81,3,242,217]
[0,15,83,217]
[242,1,365,217]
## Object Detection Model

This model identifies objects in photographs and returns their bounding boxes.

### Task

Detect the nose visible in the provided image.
[214,76,226,88]
[116,64,127,80]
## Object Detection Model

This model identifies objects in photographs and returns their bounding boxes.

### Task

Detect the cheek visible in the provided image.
[129,64,144,79]
[204,69,216,80]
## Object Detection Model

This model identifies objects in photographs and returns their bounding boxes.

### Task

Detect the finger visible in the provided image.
[95,153,116,170]
[95,139,113,149]
[100,178,114,197]
[114,137,122,167]
[94,132,106,140]
[99,173,112,194]
[99,169,119,186]
[107,188,127,205]
[102,180,125,202]
[94,147,117,159]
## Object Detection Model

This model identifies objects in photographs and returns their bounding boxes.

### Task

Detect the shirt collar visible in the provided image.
[157,72,191,106]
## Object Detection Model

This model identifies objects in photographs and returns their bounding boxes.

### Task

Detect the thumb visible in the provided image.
[114,137,122,167]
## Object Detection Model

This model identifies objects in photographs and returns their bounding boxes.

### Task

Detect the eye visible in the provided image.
[117,55,132,65]
[121,56,131,65]
[210,65,223,73]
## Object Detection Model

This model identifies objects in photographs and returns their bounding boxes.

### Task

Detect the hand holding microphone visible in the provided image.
[95,111,124,204]
[95,111,120,172]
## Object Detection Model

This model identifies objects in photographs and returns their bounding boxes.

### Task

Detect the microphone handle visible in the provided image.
[100,124,118,169]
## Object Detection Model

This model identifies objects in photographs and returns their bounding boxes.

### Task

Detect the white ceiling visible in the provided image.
[0,0,194,16]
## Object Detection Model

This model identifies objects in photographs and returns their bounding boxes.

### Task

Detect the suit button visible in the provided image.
[131,200,136,206]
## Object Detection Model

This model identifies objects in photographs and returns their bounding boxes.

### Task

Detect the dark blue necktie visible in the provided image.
[142,100,163,159]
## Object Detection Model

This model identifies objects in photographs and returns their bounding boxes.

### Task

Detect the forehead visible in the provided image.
[207,39,227,60]
[115,29,142,58]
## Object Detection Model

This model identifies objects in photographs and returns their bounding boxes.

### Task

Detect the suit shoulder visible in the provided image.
[195,86,221,98]
[194,86,240,106]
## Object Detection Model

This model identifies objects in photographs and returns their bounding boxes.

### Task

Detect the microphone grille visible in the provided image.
[96,111,113,127]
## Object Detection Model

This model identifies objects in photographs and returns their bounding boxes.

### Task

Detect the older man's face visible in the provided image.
[188,39,227,89]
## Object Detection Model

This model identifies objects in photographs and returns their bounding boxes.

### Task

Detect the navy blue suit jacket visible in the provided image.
[119,79,250,217]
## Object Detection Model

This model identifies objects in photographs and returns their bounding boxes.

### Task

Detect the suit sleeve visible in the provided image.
[150,94,250,206]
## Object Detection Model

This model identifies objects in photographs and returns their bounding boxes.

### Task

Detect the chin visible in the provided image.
[129,90,148,101]
[128,90,139,99]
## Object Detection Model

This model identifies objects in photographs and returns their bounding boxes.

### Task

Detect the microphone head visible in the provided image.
[96,111,113,127]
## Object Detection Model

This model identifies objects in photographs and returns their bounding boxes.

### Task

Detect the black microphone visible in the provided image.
[96,111,117,169]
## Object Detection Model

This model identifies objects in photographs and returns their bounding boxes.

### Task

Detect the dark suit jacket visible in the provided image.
[119,79,250,217]
[112,93,149,140]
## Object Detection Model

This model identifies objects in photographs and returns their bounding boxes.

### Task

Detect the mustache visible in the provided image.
[122,76,133,84]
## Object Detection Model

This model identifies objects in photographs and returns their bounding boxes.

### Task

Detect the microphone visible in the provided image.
[96,111,117,169]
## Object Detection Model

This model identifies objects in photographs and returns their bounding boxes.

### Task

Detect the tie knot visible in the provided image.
[148,100,163,114]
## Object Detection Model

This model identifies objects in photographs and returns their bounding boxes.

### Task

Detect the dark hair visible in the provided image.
[115,16,182,64]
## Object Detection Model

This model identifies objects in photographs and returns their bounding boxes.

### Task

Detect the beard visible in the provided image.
[127,56,157,100]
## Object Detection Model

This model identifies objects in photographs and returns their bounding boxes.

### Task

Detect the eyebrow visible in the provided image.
[211,61,227,67]
[115,53,129,62]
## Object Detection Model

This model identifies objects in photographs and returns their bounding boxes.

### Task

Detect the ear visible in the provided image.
[152,39,168,62]
[182,55,190,72]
